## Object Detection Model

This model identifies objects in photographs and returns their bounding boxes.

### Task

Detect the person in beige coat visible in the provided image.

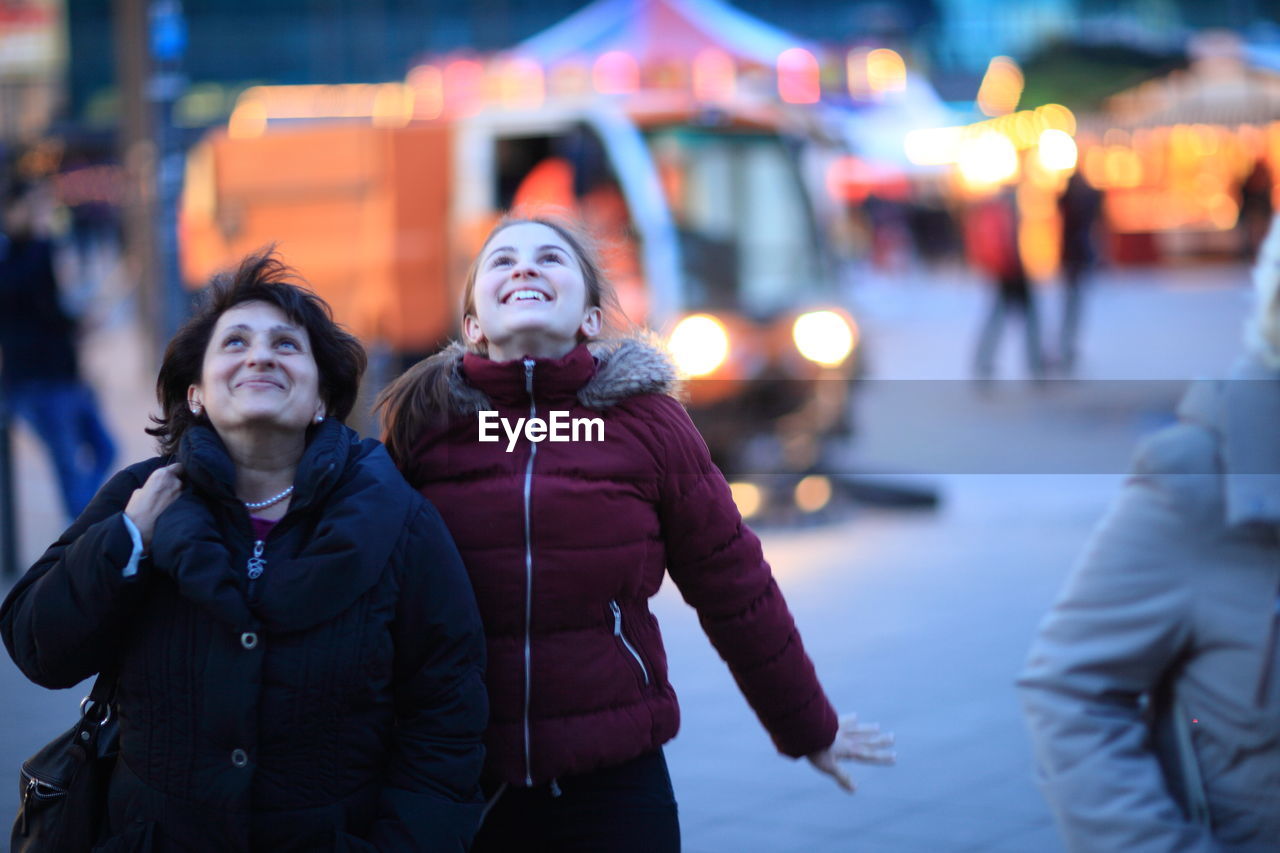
[1018,215,1280,852]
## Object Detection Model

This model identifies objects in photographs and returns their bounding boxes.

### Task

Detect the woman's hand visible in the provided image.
[124,463,184,547]
[806,713,896,793]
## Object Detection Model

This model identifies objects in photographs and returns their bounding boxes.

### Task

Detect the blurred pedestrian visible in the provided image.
[1018,214,1280,850]
[1056,170,1103,373]
[1,251,489,850]
[1239,157,1272,257]
[965,187,1045,379]
[0,178,115,518]
[376,214,895,853]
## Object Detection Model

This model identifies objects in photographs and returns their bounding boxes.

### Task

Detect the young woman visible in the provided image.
[377,215,893,851]
[2,252,488,851]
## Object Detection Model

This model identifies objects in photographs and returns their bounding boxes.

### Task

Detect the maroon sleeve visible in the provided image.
[646,394,838,758]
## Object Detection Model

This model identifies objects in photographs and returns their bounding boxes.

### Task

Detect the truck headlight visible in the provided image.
[792,310,857,367]
[668,314,730,378]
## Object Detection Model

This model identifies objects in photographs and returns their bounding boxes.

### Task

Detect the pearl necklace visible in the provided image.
[243,485,294,511]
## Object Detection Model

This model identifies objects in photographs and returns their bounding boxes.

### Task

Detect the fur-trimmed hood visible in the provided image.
[419,336,679,414]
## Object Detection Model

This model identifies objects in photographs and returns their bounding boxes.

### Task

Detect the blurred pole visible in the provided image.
[0,391,16,579]
[113,0,158,363]
[113,0,188,364]
[148,0,189,341]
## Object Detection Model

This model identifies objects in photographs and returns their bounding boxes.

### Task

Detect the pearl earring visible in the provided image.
[190,402,202,415]
[315,414,325,424]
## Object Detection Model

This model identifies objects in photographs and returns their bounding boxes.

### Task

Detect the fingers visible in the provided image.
[837,733,896,765]
[840,717,883,736]
[807,751,857,794]
[833,715,897,765]
[127,464,186,544]
[848,731,895,750]
[152,462,184,487]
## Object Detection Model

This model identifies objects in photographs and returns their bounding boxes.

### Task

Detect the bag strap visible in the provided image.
[81,664,118,728]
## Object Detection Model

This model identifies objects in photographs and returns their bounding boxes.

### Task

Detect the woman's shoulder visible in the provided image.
[345,435,423,502]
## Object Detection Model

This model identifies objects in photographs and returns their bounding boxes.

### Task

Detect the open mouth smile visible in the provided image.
[502,288,553,305]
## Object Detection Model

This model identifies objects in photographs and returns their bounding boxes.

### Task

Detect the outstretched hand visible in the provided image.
[806,713,895,793]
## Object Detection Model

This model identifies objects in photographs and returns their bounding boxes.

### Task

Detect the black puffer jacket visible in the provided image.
[1,420,487,852]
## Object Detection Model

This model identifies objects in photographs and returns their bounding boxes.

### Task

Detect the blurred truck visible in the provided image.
[180,84,863,514]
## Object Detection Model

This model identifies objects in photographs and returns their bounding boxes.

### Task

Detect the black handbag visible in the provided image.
[11,670,119,853]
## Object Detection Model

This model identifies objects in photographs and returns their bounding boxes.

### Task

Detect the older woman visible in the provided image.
[1,252,487,851]
[1018,215,1280,851]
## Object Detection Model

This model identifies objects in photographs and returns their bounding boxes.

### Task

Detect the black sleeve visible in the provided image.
[1,460,163,688]
[364,500,488,852]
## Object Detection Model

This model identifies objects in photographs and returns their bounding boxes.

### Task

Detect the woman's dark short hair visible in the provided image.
[147,249,367,455]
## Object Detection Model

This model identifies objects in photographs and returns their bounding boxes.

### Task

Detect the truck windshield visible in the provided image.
[644,126,825,318]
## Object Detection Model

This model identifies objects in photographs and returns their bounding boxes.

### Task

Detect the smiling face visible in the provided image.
[189,301,324,440]
[464,222,603,362]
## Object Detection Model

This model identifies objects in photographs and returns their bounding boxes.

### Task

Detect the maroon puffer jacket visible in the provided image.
[403,339,838,786]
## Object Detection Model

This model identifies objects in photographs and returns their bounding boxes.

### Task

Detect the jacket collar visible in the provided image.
[1179,356,1280,526]
[462,344,597,408]
[174,421,412,633]
[177,418,348,512]
[427,335,678,415]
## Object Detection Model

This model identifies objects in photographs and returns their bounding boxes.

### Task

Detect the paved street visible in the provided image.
[0,259,1254,851]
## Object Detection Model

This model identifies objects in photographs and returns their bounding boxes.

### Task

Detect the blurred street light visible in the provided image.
[669,314,730,378]
[794,475,832,513]
[957,130,1019,188]
[1037,128,1078,171]
[866,48,907,95]
[977,56,1024,117]
[729,481,763,519]
[792,310,857,367]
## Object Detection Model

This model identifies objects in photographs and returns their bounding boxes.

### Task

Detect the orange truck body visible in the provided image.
[181,122,460,355]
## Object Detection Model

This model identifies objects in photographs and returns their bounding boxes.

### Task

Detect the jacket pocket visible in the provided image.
[609,600,650,687]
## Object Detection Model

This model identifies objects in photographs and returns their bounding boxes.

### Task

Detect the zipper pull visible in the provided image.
[20,776,36,835]
[524,359,535,395]
[246,540,266,580]
[610,600,622,635]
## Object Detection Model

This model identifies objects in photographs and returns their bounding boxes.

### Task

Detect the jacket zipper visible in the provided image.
[246,539,266,600]
[521,359,538,786]
[610,600,650,685]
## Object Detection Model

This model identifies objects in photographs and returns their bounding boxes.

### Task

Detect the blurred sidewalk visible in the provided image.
[850,259,1250,381]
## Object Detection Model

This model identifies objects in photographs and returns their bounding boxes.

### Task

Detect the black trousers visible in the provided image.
[472,750,681,852]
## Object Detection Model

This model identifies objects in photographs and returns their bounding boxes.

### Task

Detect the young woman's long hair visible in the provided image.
[375,212,624,469]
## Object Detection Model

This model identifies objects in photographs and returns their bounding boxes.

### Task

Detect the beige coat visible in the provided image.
[1019,358,1280,852]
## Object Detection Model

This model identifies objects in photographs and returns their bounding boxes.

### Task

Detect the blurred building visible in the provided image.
[53,0,1280,138]
[0,0,66,144]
